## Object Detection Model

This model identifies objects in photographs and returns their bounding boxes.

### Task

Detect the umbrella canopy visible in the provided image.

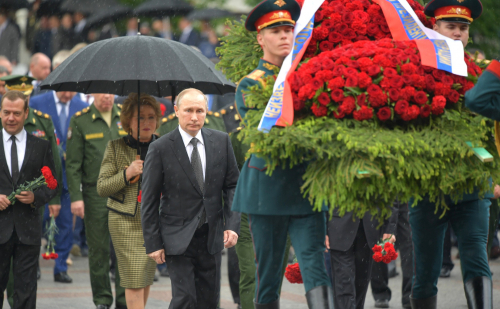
[61,0,118,15]
[84,4,132,30]
[40,35,235,97]
[187,8,235,21]
[0,0,29,10]
[36,0,64,18]
[133,0,193,18]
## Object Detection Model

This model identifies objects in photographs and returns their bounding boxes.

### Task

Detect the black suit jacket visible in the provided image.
[0,132,58,245]
[176,29,201,47]
[141,127,240,255]
[327,203,399,252]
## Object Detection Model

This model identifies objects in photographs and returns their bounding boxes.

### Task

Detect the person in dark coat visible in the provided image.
[176,17,200,47]
[0,11,20,65]
[326,206,397,309]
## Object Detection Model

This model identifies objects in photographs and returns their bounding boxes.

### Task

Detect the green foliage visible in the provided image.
[237,78,500,220]
[216,16,262,83]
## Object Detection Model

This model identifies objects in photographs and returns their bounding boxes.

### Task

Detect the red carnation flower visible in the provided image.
[319,41,334,52]
[298,85,315,101]
[431,96,446,115]
[400,86,415,101]
[285,263,303,284]
[357,93,367,106]
[315,10,325,22]
[358,72,372,89]
[395,100,409,115]
[401,63,417,75]
[50,252,59,259]
[420,105,431,118]
[434,82,451,96]
[328,77,345,90]
[377,107,392,121]
[367,65,381,77]
[345,75,358,88]
[414,91,428,105]
[312,27,329,40]
[309,78,323,90]
[331,89,345,102]
[367,84,382,96]
[42,253,51,260]
[373,252,383,263]
[382,254,392,264]
[321,58,335,70]
[333,110,345,119]
[311,103,328,117]
[369,92,387,107]
[447,90,460,104]
[389,89,400,102]
[316,70,334,82]
[317,92,331,106]
[339,96,356,115]
[372,244,383,253]
[353,105,373,121]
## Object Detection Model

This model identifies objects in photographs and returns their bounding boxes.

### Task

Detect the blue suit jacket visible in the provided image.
[30,92,88,189]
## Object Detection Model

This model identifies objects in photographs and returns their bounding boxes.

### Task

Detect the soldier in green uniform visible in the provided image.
[218,103,241,133]
[66,93,127,309]
[158,109,226,135]
[231,1,334,308]
[0,75,62,308]
[408,1,492,309]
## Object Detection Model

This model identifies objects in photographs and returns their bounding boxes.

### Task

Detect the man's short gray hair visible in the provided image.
[0,66,8,75]
[175,88,208,108]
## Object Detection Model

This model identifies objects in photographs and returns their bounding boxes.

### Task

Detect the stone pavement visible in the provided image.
[3,247,500,308]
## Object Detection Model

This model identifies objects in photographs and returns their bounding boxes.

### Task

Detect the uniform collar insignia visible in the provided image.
[263,62,278,71]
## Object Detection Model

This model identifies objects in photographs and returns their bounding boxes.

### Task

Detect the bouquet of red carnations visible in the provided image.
[285,262,303,284]
[41,216,59,260]
[7,166,57,204]
[372,236,398,264]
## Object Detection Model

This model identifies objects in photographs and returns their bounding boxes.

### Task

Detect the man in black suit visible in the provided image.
[176,17,201,47]
[141,88,240,309]
[326,207,398,309]
[0,90,58,309]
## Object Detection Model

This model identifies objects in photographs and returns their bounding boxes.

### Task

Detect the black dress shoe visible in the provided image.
[96,305,110,309]
[54,272,73,283]
[305,285,335,309]
[159,267,169,277]
[465,276,492,309]
[388,268,399,278]
[440,267,451,278]
[115,305,127,309]
[374,299,389,308]
[410,295,437,309]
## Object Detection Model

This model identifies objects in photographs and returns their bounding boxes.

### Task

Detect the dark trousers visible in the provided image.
[248,213,331,304]
[409,197,491,299]
[371,202,413,306]
[0,231,40,309]
[330,223,372,309]
[227,247,240,305]
[442,223,454,271]
[165,224,222,309]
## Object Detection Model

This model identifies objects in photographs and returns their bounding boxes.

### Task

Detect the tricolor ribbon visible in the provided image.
[258,0,325,132]
[373,0,467,76]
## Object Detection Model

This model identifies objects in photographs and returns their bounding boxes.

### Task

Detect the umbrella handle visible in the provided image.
[130,155,141,184]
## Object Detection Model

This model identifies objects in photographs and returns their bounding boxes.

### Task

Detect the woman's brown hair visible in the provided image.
[120,93,162,133]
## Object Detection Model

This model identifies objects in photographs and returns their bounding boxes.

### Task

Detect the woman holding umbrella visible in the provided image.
[97,93,161,309]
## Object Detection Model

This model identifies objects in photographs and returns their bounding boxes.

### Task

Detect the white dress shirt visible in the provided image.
[53,91,71,117]
[179,25,193,44]
[179,126,206,181]
[2,128,27,176]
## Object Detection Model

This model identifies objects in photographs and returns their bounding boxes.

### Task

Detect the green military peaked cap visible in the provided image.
[424,0,483,24]
[1,75,36,96]
[245,0,301,32]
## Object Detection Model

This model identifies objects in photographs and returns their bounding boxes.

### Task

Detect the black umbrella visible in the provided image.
[133,0,193,18]
[61,0,118,15]
[40,35,235,97]
[36,0,64,18]
[84,4,132,30]
[41,33,235,182]
[0,0,29,10]
[187,8,236,21]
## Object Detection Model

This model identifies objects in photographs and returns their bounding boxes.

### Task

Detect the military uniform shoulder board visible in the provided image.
[207,111,214,116]
[246,69,266,81]
[162,118,168,123]
[168,113,176,120]
[263,63,278,71]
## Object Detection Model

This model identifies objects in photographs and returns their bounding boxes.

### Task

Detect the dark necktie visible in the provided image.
[190,138,206,228]
[10,135,19,184]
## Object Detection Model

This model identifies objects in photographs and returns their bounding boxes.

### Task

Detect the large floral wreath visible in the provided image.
[217,0,498,219]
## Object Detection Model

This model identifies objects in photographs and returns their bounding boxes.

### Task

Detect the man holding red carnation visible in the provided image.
[408,1,493,309]
[0,90,58,309]
[231,0,334,308]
